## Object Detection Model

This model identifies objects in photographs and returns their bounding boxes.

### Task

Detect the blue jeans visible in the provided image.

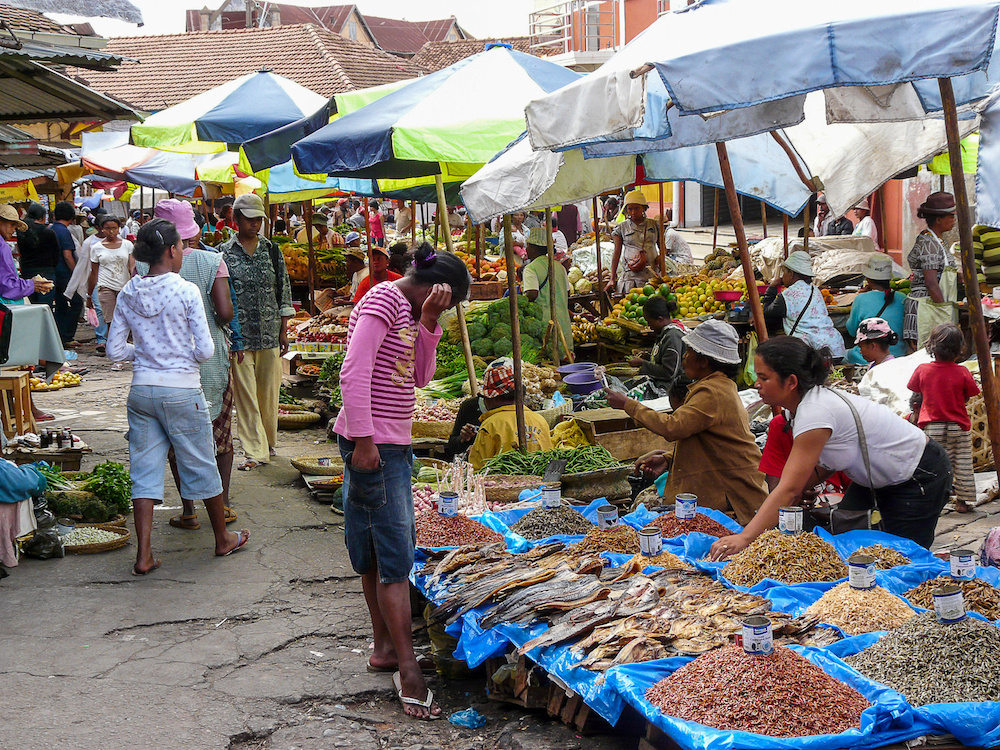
[338,436,415,583]
[92,286,107,345]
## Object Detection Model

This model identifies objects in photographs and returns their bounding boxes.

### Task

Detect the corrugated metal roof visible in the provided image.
[0,57,135,122]
[0,38,123,69]
[0,165,52,183]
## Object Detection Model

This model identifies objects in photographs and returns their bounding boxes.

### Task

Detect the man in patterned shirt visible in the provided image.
[220,194,294,470]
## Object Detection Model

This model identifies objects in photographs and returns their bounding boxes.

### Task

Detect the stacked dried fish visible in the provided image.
[846,612,1000,705]
[647,645,869,737]
[803,583,915,635]
[415,511,504,547]
[904,576,1000,621]
[628,550,690,570]
[649,511,731,539]
[569,525,640,555]
[854,544,910,569]
[723,530,847,586]
[511,506,594,540]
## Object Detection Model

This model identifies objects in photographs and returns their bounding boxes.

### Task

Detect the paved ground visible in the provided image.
[3,333,999,750]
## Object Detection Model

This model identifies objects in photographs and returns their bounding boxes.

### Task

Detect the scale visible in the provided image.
[715,284,769,324]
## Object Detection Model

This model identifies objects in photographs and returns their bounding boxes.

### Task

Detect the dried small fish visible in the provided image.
[628,550,690,570]
[846,612,1000,705]
[648,511,731,539]
[569,525,640,555]
[511,505,594,539]
[854,544,910,569]
[803,582,915,635]
[415,511,504,547]
[722,530,847,586]
[647,645,869,737]
[905,576,1000,621]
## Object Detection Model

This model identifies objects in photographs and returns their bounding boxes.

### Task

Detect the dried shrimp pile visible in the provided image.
[802,583,915,635]
[722,530,847,586]
[854,544,910,569]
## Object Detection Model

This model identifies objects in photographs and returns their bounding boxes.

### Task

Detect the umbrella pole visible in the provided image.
[503,214,527,452]
[716,142,767,342]
[760,201,768,238]
[434,174,478,399]
[545,208,560,364]
[783,214,789,258]
[593,196,607,316]
[939,77,1000,484]
[410,200,416,247]
[658,183,666,275]
[712,188,719,252]
[304,202,317,315]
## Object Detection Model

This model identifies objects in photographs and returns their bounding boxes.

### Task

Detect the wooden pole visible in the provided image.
[782,213,789,258]
[803,201,810,253]
[503,215,527,452]
[545,208,560,364]
[593,196,607,315]
[410,200,416,247]
[267,199,277,240]
[476,224,483,281]
[716,142,767,342]
[760,200,768,238]
[712,188,720,252]
[304,202,317,315]
[657,183,666,276]
[939,77,1000,483]
[434,175,478,398]
[362,197,375,285]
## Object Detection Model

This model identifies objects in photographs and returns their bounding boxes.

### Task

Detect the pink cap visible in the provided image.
[154,198,200,241]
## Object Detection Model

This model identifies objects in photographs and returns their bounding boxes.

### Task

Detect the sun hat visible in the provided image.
[623,189,648,208]
[527,226,548,248]
[863,254,893,282]
[343,246,366,261]
[918,191,957,215]
[344,231,361,245]
[233,193,267,219]
[154,198,200,240]
[372,244,390,258]
[482,358,517,399]
[855,317,895,344]
[816,192,828,204]
[0,204,27,232]
[782,249,814,277]
[310,212,328,226]
[853,198,870,212]
[682,319,741,365]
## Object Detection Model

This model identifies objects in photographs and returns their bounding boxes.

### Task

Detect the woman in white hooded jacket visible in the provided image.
[107,218,249,576]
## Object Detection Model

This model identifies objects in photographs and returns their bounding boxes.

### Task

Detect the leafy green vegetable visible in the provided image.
[433,342,466,379]
[319,352,345,385]
[82,461,132,514]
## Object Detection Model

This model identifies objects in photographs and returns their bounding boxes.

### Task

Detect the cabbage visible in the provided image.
[567,266,584,284]
[575,278,593,293]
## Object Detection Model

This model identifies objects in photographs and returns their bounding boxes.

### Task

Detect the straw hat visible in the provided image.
[623,189,648,207]
[782,250,814,277]
[682,320,741,365]
[343,246,366,262]
[0,204,26,232]
[853,198,870,212]
[863,254,893,282]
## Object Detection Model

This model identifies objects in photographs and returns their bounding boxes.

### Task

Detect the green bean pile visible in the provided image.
[481,446,624,476]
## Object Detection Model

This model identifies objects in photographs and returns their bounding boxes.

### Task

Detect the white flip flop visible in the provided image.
[391,670,441,720]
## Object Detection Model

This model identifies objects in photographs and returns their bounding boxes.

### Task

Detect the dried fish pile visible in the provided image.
[569,525,641,555]
[647,645,869,737]
[415,511,504,547]
[803,583,915,635]
[511,506,594,540]
[723,530,847,586]
[846,612,1000,705]
[649,511,731,539]
[854,544,911,569]
[629,550,690,570]
[905,576,1000,620]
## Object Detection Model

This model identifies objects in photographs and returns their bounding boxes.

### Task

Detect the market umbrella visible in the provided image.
[524,0,1000,476]
[80,145,212,196]
[132,71,327,154]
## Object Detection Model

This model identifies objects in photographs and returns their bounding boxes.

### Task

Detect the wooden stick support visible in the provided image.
[803,201,810,253]
[939,77,1000,482]
[760,200,768,238]
[363,197,375,278]
[410,200,417,247]
[716,142,767,342]
[434,174,478,398]
[503,215,528,452]
[593,195,608,315]
[783,214,789,258]
[304,202,317,315]
[658,183,666,275]
[545,208,560,364]
[712,188,719,252]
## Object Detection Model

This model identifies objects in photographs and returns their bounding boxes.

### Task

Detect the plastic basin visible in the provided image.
[714,290,743,301]
[557,363,597,375]
[562,371,602,394]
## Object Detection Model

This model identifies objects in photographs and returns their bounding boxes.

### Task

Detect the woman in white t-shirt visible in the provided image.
[709,336,952,557]
[87,215,135,369]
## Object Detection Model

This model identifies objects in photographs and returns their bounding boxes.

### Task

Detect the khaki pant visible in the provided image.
[97,286,119,327]
[231,348,280,463]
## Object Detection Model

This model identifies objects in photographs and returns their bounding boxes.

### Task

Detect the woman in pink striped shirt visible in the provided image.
[334,242,470,720]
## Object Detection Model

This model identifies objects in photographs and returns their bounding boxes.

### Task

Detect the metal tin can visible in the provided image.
[597,504,619,529]
[674,493,697,520]
[437,491,459,517]
[542,482,562,509]
[639,526,662,556]
[317,457,332,468]
[950,549,976,580]
[778,506,803,535]
[933,585,967,623]
[741,615,773,656]
[848,553,877,590]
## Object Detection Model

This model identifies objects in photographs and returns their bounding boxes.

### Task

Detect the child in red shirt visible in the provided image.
[908,323,979,513]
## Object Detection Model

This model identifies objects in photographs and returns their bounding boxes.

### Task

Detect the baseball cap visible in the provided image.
[233,193,267,219]
[344,231,361,245]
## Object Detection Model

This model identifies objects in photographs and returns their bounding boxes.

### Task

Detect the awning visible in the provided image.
[0,57,135,123]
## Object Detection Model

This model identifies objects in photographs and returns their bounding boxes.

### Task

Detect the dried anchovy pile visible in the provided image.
[854,544,911,569]
[723,530,847,586]
[510,506,594,540]
[569,524,640,555]
[904,576,1000,621]
[803,582,915,635]
[415,511,504,547]
[629,550,690,569]
[649,511,731,539]
[647,644,869,737]
[846,612,1000,705]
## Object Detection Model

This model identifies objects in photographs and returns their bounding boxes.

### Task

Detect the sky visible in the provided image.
[49,0,534,39]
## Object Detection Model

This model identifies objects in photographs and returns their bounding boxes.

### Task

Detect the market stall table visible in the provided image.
[4,304,64,379]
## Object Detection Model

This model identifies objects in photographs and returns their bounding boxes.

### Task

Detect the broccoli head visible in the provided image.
[497,305,512,323]
[492,337,514,357]
[467,321,486,341]
[472,338,494,358]
[520,317,545,339]
[491,323,513,342]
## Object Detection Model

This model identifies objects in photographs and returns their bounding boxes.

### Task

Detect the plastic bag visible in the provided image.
[21,527,64,559]
[85,307,99,328]
[448,708,486,728]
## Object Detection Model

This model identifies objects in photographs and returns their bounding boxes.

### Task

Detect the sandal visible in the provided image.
[238,459,261,471]
[169,513,200,530]
[224,507,237,524]
[392,671,441,720]
[110,362,125,372]
[217,529,250,557]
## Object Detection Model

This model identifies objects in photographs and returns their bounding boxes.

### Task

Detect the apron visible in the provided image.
[915,264,958,348]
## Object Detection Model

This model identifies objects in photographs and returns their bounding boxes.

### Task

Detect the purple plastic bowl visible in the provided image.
[557,363,597,375]
[562,371,603,395]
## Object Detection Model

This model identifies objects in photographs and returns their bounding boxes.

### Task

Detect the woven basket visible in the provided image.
[969,393,994,470]
[484,475,544,504]
[560,465,631,503]
[419,458,453,475]
[603,365,641,379]
[277,410,322,429]
[290,455,345,476]
[412,421,452,440]
[64,525,130,554]
[538,401,573,429]
[77,514,127,529]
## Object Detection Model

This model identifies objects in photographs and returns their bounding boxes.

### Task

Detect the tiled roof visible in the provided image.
[0,4,70,33]
[410,37,540,72]
[414,18,464,43]
[363,14,432,55]
[67,24,426,112]
[269,3,354,30]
